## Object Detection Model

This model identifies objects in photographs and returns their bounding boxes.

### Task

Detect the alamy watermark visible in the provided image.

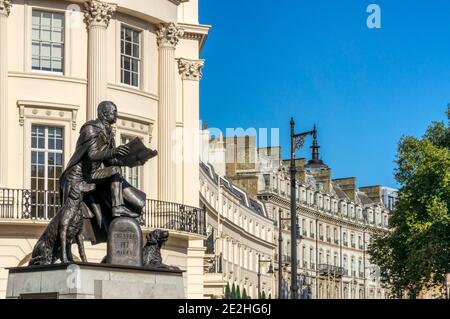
[367,4,382,29]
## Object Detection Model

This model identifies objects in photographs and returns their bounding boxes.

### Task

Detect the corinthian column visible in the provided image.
[177,58,204,206]
[0,0,11,187]
[84,0,116,120]
[157,23,184,202]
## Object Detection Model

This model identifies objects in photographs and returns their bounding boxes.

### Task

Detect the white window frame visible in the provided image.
[31,9,65,75]
[30,124,64,219]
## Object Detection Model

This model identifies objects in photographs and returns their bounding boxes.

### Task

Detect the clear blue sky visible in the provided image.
[198,0,450,189]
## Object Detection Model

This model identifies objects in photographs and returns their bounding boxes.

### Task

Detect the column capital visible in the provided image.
[84,0,117,28]
[177,58,205,81]
[157,23,184,48]
[0,0,11,17]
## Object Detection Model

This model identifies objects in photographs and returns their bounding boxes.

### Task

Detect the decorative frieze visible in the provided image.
[157,23,184,48]
[0,0,11,17]
[178,58,205,81]
[84,0,117,28]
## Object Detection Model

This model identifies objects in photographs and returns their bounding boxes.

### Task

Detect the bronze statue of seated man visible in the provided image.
[59,101,148,245]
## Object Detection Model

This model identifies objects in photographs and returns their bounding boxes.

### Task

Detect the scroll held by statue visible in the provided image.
[116,137,158,168]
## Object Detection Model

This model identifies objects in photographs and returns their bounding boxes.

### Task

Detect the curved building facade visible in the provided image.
[200,131,393,299]
[0,0,209,298]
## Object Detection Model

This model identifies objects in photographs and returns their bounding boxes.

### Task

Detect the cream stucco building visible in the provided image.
[0,0,209,298]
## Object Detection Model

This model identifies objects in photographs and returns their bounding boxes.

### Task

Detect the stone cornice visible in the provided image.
[179,23,211,51]
[0,0,11,17]
[157,23,184,48]
[177,58,204,81]
[84,0,117,28]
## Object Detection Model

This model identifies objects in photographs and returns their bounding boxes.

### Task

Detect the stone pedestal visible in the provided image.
[6,262,185,299]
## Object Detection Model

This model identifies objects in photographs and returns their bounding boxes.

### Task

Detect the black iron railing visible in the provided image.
[318,264,344,277]
[0,188,206,236]
[143,199,206,236]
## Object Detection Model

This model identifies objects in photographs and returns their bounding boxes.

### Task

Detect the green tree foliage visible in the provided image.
[261,291,266,299]
[231,283,236,299]
[369,106,450,298]
[236,285,241,299]
[242,288,248,299]
[224,282,231,299]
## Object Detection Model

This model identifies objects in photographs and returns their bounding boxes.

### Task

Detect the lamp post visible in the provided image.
[278,208,291,299]
[290,117,316,299]
[257,254,274,299]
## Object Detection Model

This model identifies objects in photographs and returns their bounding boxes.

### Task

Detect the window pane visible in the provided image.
[52,29,63,43]
[132,31,139,43]
[55,153,63,166]
[124,28,132,41]
[41,28,51,42]
[41,43,51,57]
[132,44,139,58]
[132,73,139,87]
[52,59,63,72]
[131,59,139,72]
[125,42,132,56]
[32,11,41,26]
[32,28,40,41]
[123,71,130,85]
[52,14,64,28]
[41,58,51,71]
[41,12,52,26]
[123,56,130,71]
[32,42,40,56]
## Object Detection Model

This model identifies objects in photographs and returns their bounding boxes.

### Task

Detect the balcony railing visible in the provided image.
[351,243,356,248]
[318,264,344,277]
[0,188,206,236]
[334,240,339,245]
[319,235,324,241]
[275,254,291,265]
[310,233,315,239]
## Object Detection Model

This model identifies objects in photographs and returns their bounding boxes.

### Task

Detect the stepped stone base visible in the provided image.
[6,262,185,299]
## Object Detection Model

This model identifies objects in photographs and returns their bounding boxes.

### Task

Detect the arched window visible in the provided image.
[343,287,348,299]
[359,289,364,299]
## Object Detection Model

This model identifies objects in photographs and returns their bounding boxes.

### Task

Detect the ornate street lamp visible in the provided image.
[290,118,316,299]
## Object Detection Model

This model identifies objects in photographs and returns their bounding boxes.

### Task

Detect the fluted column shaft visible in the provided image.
[84,0,116,120]
[178,58,204,206]
[0,0,11,187]
[157,23,184,202]
[87,24,107,120]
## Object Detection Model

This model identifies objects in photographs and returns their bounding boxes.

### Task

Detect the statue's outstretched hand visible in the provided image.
[115,145,130,157]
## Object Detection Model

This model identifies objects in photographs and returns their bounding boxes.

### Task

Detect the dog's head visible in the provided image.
[146,229,169,247]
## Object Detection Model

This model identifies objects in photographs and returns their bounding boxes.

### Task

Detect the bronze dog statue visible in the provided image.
[29,181,96,265]
[143,229,178,269]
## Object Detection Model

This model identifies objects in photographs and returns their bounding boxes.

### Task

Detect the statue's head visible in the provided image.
[97,101,118,124]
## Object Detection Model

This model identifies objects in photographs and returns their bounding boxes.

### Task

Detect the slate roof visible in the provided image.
[200,161,270,220]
